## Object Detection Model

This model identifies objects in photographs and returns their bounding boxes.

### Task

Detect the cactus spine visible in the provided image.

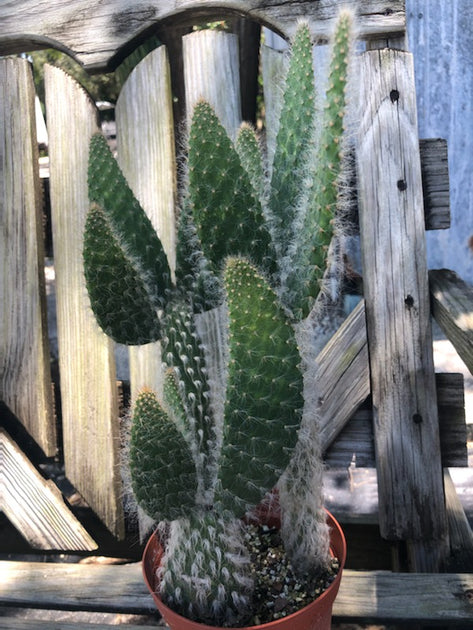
[84,10,354,626]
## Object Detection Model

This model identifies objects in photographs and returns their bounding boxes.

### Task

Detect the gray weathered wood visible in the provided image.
[0,429,97,550]
[0,57,56,457]
[420,137,450,230]
[325,373,468,468]
[45,65,124,539]
[430,268,473,376]
[183,29,242,137]
[444,468,473,568]
[1,559,472,625]
[115,45,177,406]
[0,1,406,71]
[317,301,370,451]
[357,49,448,561]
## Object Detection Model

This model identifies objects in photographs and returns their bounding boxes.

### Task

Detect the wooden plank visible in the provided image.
[436,372,468,467]
[334,570,473,626]
[44,65,124,539]
[420,137,450,230]
[0,429,97,550]
[0,560,154,614]
[0,1,406,72]
[1,560,473,626]
[183,29,242,137]
[430,268,473,375]
[317,301,370,451]
[0,57,56,456]
[325,372,468,468]
[357,49,448,564]
[115,45,177,406]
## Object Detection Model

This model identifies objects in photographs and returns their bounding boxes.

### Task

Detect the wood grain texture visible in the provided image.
[420,137,450,230]
[357,49,448,551]
[0,1,405,71]
[317,300,370,451]
[115,45,177,405]
[0,57,56,456]
[430,268,473,375]
[44,65,124,539]
[183,29,241,137]
[325,372,467,468]
[444,468,473,567]
[0,429,97,550]
[1,559,472,625]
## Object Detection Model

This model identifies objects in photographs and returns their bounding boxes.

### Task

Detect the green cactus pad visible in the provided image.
[83,202,161,344]
[130,389,198,521]
[88,133,172,313]
[188,101,274,275]
[175,202,222,312]
[268,22,316,263]
[161,300,216,496]
[160,512,252,626]
[236,123,264,200]
[218,258,303,511]
[284,12,353,319]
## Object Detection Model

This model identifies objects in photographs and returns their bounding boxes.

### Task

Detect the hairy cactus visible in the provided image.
[84,10,354,626]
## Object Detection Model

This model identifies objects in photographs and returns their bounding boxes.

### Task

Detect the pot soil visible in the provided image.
[142,505,346,630]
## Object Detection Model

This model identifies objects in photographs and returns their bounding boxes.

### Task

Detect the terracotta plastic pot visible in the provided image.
[142,503,346,630]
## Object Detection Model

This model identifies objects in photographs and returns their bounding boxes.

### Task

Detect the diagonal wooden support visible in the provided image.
[357,48,449,570]
[316,300,370,452]
[0,429,97,551]
[430,268,473,375]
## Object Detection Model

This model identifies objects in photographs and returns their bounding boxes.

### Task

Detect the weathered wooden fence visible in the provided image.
[1,0,473,624]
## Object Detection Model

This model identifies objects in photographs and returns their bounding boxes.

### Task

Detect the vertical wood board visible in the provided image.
[115,45,177,405]
[357,49,447,546]
[183,29,242,138]
[0,58,56,456]
[45,65,124,539]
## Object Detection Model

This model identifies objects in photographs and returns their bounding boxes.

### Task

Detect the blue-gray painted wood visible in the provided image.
[408,0,473,283]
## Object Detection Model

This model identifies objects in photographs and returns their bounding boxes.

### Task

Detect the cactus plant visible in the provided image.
[83,9,354,627]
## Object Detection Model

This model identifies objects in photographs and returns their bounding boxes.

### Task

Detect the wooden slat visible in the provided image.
[357,48,448,566]
[436,372,468,467]
[1,560,472,626]
[420,137,450,230]
[0,1,406,71]
[115,45,177,406]
[430,268,473,375]
[317,301,370,451]
[183,29,242,137]
[44,65,124,539]
[0,429,97,551]
[0,57,56,456]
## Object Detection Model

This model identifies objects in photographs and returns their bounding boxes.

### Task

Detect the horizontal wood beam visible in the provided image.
[1,559,472,626]
[0,1,405,71]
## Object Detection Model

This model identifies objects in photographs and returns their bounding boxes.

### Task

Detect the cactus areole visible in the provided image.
[83,10,353,628]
